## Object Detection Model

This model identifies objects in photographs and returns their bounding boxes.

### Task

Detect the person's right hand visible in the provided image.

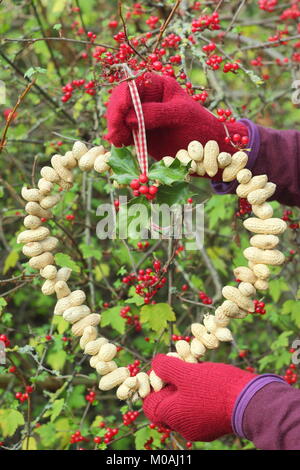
[143,354,257,442]
[105,72,248,164]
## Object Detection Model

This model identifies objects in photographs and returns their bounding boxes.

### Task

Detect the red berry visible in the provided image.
[130,179,140,190]
[139,174,148,184]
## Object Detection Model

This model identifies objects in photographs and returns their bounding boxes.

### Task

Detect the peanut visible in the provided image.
[233,266,257,284]
[40,166,60,183]
[54,290,86,315]
[237,169,252,184]
[244,247,285,266]
[149,370,164,392]
[217,152,232,169]
[99,367,130,391]
[17,226,50,244]
[38,178,53,195]
[79,146,105,171]
[162,156,175,167]
[196,161,206,176]
[254,279,269,290]
[190,338,206,357]
[222,151,248,182]
[136,372,151,398]
[55,280,71,299]
[63,305,91,323]
[24,215,42,229]
[187,140,203,161]
[203,140,219,177]
[40,194,60,210]
[41,279,56,295]
[243,217,287,235]
[238,282,256,297]
[96,361,117,375]
[72,141,88,160]
[98,343,117,362]
[51,155,73,183]
[214,327,233,342]
[247,182,276,205]
[236,175,268,198]
[175,340,191,359]
[84,337,108,355]
[176,149,192,165]
[40,265,57,279]
[252,203,274,220]
[29,252,54,269]
[222,286,255,312]
[21,187,42,202]
[250,234,279,249]
[94,156,110,174]
[71,313,101,336]
[25,202,52,219]
[79,326,97,349]
[203,315,218,333]
[252,264,270,280]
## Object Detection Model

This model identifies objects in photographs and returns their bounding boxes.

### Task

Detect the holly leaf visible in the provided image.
[148,159,188,185]
[109,146,139,184]
[101,306,126,334]
[54,252,80,273]
[156,182,190,205]
[140,303,176,332]
[0,409,25,437]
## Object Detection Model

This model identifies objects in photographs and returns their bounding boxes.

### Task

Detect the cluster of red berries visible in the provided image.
[15,386,33,403]
[137,241,150,251]
[236,198,252,217]
[283,364,298,384]
[252,299,266,315]
[123,410,140,426]
[127,360,141,377]
[175,244,185,256]
[162,33,181,49]
[258,0,277,12]
[280,4,300,21]
[130,174,158,200]
[223,62,240,73]
[61,79,95,103]
[146,15,160,29]
[70,430,90,444]
[149,422,171,444]
[171,335,191,342]
[217,108,236,123]
[225,133,249,148]
[282,209,299,229]
[251,56,263,67]
[120,306,142,332]
[206,53,223,70]
[122,262,167,304]
[198,291,213,305]
[102,427,119,445]
[66,214,75,221]
[0,334,10,347]
[191,12,220,33]
[85,390,96,403]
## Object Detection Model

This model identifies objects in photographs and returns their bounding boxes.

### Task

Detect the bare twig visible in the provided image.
[152,0,182,52]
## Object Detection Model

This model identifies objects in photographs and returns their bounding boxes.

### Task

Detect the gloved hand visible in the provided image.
[106,72,248,162]
[143,354,257,442]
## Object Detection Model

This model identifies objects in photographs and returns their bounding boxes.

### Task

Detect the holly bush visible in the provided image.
[0,0,299,451]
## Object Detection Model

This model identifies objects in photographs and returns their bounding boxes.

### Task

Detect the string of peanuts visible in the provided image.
[17,138,287,400]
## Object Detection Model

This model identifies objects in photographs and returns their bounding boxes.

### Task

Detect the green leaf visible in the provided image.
[52,315,69,334]
[125,286,145,306]
[50,399,65,422]
[135,427,161,450]
[24,66,47,79]
[282,300,300,327]
[79,243,102,260]
[156,182,190,205]
[54,252,80,273]
[22,437,37,450]
[3,250,19,274]
[268,279,289,303]
[53,23,62,30]
[149,159,188,185]
[101,307,126,334]
[109,146,139,184]
[47,350,67,370]
[94,263,110,281]
[0,409,25,437]
[35,423,57,447]
[140,303,176,332]
[0,298,7,314]
[68,385,86,409]
[271,330,293,350]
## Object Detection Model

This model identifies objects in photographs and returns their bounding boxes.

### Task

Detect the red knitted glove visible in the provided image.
[106,72,248,162]
[143,354,257,442]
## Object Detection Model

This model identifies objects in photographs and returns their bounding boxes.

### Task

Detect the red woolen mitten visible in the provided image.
[106,72,248,162]
[143,354,257,442]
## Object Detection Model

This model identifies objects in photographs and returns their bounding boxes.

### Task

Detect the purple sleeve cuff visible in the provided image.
[231,374,286,439]
[211,118,261,194]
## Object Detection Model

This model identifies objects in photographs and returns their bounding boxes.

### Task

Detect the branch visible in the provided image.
[152,0,182,53]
